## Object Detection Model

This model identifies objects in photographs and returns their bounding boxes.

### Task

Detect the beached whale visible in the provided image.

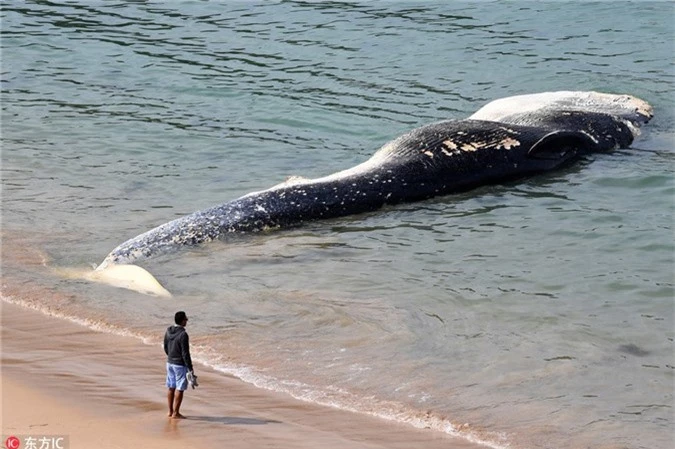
[90,91,652,296]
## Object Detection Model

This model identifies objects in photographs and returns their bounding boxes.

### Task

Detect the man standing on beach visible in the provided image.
[164,311,194,419]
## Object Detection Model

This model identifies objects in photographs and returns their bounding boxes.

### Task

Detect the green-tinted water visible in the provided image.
[2,2,673,447]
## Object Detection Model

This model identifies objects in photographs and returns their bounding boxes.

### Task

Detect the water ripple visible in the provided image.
[2,2,673,449]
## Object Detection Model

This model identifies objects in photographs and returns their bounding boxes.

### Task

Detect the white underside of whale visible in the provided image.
[469,90,652,136]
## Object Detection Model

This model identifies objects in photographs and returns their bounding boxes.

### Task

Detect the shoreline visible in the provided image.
[1,299,483,449]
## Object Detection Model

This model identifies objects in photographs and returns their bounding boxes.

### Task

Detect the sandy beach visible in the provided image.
[1,299,484,449]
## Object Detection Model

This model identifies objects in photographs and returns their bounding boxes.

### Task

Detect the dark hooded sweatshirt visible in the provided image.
[164,325,193,371]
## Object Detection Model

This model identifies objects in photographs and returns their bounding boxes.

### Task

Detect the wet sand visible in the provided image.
[1,300,483,449]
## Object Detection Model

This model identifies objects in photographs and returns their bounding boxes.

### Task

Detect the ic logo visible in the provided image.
[5,436,20,449]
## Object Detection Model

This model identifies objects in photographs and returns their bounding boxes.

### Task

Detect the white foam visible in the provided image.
[201,358,512,449]
[0,293,157,345]
[2,293,510,448]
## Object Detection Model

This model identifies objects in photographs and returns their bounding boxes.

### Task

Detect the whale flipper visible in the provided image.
[527,131,596,160]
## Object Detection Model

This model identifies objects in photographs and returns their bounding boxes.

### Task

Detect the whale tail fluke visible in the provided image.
[56,264,172,297]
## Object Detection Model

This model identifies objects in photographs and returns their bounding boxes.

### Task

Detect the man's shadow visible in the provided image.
[186,416,281,425]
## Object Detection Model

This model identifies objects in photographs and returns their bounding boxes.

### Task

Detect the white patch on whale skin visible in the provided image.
[443,140,458,150]
[581,130,599,144]
[286,175,310,186]
[461,141,491,152]
[497,137,520,150]
[269,175,311,190]
[441,140,463,157]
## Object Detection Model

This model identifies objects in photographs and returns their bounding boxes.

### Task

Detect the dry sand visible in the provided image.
[1,300,483,449]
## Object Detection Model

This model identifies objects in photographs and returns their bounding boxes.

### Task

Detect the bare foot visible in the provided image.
[167,411,173,418]
[171,413,186,419]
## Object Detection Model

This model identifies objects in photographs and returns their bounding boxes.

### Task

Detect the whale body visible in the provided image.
[94,91,653,295]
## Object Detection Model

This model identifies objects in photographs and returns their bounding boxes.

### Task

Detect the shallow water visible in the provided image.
[2,1,674,448]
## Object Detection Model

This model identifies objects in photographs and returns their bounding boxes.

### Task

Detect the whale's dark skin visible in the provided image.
[98,91,653,268]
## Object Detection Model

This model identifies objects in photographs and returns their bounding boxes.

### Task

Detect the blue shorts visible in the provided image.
[166,363,188,391]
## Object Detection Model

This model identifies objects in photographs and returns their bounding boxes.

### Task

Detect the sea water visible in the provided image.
[2,2,673,448]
